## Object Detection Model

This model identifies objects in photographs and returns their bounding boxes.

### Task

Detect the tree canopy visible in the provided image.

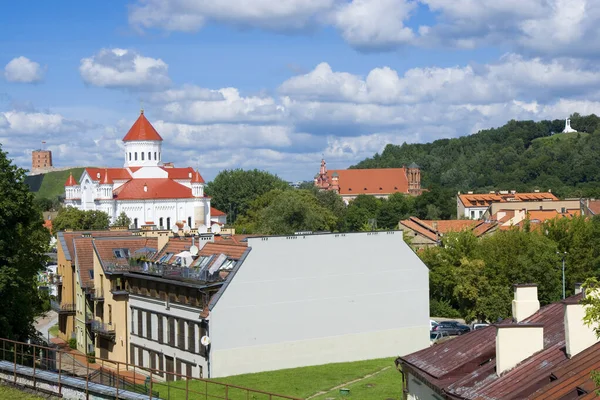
[205,169,290,224]
[52,207,110,234]
[0,146,50,340]
[353,114,600,198]
[112,211,131,227]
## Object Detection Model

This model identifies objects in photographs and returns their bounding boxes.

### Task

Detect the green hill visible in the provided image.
[26,167,86,199]
[353,113,600,198]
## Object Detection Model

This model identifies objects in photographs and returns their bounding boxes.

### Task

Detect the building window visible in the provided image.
[187,217,192,228]
[159,217,163,228]
[134,218,138,229]
[470,210,475,219]
[166,217,170,230]
[108,304,112,325]
[146,311,152,339]
[154,152,157,160]
[138,310,143,336]
[131,309,135,333]
[188,322,195,352]
[177,319,185,350]
[129,153,131,161]
[157,315,163,344]
[135,153,138,161]
[141,152,145,160]
[168,317,175,346]
[148,151,151,160]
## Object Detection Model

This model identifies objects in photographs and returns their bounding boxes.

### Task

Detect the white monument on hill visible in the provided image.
[562,118,577,133]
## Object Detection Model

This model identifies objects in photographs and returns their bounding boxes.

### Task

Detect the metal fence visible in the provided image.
[0,337,303,400]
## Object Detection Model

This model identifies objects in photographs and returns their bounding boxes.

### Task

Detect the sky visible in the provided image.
[1,0,600,182]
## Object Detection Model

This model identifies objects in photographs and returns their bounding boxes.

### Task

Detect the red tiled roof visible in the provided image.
[85,168,132,182]
[327,168,409,195]
[114,179,194,200]
[199,242,248,259]
[399,219,438,241]
[211,207,226,217]
[399,217,489,242]
[459,192,559,207]
[160,167,195,180]
[152,237,194,262]
[93,236,159,268]
[59,230,134,263]
[191,170,205,183]
[74,237,95,287]
[65,173,77,186]
[399,293,585,400]
[585,200,600,215]
[122,112,163,142]
[101,168,113,184]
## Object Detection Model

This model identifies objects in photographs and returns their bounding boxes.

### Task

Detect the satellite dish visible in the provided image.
[183,225,191,234]
[211,224,221,234]
[200,335,211,346]
[171,225,179,234]
[198,224,208,234]
[189,245,199,256]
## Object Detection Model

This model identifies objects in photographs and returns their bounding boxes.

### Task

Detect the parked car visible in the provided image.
[430,331,450,345]
[432,320,470,336]
[472,323,490,331]
[430,320,439,331]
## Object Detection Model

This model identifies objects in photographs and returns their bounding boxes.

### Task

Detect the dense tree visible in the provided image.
[0,146,51,340]
[205,169,290,224]
[52,207,110,234]
[112,211,132,227]
[235,189,337,235]
[352,114,600,198]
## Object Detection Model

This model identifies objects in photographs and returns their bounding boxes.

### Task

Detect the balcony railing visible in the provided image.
[91,321,115,338]
[50,300,75,314]
[85,313,94,325]
[105,262,228,285]
[90,289,105,301]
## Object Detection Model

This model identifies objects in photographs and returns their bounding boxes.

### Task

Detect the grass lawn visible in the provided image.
[153,358,401,400]
[533,131,589,143]
[31,167,86,199]
[0,385,44,400]
[48,323,59,337]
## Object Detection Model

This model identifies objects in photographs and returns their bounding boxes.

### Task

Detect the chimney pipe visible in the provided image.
[496,325,544,375]
[512,284,540,322]
[564,300,599,358]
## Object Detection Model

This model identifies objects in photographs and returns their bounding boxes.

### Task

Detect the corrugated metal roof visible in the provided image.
[399,294,587,399]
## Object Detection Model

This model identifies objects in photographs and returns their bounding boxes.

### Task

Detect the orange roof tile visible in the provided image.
[93,237,159,268]
[59,230,134,263]
[160,167,196,180]
[114,179,194,200]
[152,237,194,262]
[585,200,600,215]
[199,242,248,259]
[191,169,205,183]
[417,219,480,233]
[399,219,438,241]
[459,192,559,207]
[65,173,77,186]
[327,168,408,195]
[211,207,226,216]
[74,237,95,287]
[122,112,163,142]
[85,168,132,182]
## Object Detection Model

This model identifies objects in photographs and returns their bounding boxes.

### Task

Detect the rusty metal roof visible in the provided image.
[399,294,590,399]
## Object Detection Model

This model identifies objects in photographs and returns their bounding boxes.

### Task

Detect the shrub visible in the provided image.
[87,351,96,363]
[68,338,77,349]
[430,299,461,318]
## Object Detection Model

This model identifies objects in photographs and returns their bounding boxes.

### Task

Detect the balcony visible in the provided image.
[91,321,116,338]
[85,312,94,325]
[50,274,63,285]
[50,300,75,315]
[90,289,105,302]
[110,285,128,296]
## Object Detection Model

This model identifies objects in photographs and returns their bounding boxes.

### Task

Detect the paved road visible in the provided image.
[35,310,58,343]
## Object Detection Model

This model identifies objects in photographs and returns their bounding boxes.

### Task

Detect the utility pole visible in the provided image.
[557,251,567,299]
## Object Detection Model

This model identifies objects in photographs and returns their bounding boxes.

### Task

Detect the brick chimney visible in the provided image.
[512,284,540,322]
[564,298,599,358]
[496,324,544,375]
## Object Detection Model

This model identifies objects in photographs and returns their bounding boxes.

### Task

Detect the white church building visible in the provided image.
[64,111,223,229]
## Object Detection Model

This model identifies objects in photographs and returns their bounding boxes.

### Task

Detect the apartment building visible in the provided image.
[457,190,561,219]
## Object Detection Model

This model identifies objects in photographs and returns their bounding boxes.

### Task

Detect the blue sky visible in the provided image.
[1,0,599,181]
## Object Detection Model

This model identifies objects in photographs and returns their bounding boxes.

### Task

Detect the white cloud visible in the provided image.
[332,0,416,49]
[129,0,335,32]
[4,57,44,83]
[79,48,170,89]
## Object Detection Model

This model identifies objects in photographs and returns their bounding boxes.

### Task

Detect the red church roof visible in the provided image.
[65,173,77,186]
[101,169,113,184]
[122,111,163,142]
[85,168,132,182]
[113,179,196,200]
[211,207,226,216]
[191,170,204,183]
[326,168,409,195]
